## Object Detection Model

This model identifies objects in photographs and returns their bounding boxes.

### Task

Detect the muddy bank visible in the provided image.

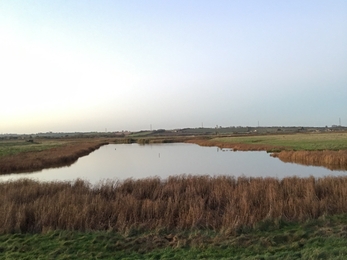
[0,141,108,174]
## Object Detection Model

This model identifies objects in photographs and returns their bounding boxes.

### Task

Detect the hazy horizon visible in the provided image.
[1,1,346,134]
[1,124,346,136]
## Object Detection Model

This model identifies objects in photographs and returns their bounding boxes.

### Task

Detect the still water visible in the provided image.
[0,143,346,185]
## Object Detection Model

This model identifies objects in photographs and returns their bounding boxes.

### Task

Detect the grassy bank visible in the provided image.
[0,139,108,174]
[2,214,347,259]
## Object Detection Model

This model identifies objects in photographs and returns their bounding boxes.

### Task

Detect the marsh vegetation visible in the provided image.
[1,131,347,258]
[2,175,347,233]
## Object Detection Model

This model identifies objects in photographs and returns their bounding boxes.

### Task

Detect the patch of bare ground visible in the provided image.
[0,140,108,174]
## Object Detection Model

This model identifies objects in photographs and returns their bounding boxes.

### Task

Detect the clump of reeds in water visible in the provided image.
[1,175,347,234]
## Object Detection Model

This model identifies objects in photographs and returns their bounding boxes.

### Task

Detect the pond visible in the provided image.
[0,143,346,185]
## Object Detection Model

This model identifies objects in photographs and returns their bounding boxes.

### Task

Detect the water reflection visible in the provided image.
[0,143,345,185]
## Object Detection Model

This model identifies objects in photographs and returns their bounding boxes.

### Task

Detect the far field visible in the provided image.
[209,132,347,151]
[0,139,67,158]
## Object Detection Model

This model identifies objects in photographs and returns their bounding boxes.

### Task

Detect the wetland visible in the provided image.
[0,143,346,184]
[1,131,347,258]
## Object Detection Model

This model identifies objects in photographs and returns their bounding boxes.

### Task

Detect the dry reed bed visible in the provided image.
[272,150,347,170]
[0,141,108,174]
[1,175,347,234]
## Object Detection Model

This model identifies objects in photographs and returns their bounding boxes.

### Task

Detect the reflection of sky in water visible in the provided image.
[0,143,346,185]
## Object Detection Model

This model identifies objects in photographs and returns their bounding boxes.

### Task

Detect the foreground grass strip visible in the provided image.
[2,214,347,259]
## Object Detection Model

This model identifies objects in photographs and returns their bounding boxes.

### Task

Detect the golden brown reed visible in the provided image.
[2,175,347,234]
[0,141,108,174]
[272,150,347,170]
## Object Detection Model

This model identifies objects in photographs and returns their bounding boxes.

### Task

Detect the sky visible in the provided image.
[1,1,346,134]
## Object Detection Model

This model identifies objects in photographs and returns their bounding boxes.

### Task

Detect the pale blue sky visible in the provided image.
[1,1,346,133]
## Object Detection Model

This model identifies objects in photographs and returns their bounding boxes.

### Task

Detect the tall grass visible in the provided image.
[2,175,347,234]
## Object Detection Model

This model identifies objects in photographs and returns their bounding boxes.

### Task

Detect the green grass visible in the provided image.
[128,131,153,138]
[2,214,347,259]
[213,132,347,151]
[0,140,68,158]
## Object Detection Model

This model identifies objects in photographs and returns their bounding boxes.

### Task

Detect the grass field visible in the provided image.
[210,132,347,151]
[0,140,68,158]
